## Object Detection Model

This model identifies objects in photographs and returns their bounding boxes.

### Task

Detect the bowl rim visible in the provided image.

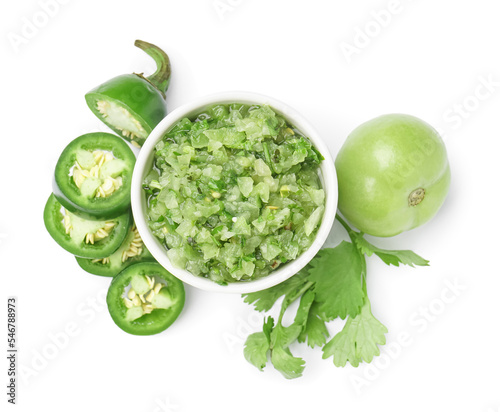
[131,91,337,294]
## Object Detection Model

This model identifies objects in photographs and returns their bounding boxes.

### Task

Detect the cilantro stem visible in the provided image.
[285,281,314,309]
[359,251,368,295]
[278,281,314,324]
[335,213,356,241]
[268,280,314,351]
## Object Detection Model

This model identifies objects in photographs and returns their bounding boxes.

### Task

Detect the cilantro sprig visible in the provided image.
[242,214,428,379]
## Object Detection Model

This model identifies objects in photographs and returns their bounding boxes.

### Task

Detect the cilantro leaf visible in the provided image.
[354,234,429,267]
[322,300,388,367]
[252,315,306,379]
[307,242,365,320]
[271,346,306,379]
[242,269,309,312]
[245,299,308,379]
[267,290,314,379]
[271,320,302,349]
[244,332,270,371]
[298,302,330,348]
[240,213,431,379]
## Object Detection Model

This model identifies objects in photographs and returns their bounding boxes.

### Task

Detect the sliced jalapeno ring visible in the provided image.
[43,194,132,259]
[53,132,136,220]
[85,40,171,147]
[76,224,155,277]
[107,262,185,335]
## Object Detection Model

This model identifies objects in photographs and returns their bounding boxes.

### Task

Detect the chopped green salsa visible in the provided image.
[143,103,325,284]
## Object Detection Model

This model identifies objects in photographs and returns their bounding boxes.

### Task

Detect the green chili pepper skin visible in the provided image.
[43,194,132,259]
[52,132,136,220]
[106,262,185,335]
[85,40,171,147]
[75,248,154,277]
[75,226,156,277]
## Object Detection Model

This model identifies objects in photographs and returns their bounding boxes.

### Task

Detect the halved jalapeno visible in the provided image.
[85,40,171,147]
[107,262,185,335]
[43,194,131,259]
[53,132,136,220]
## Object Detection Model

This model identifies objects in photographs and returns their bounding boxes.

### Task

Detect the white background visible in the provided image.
[2,0,499,411]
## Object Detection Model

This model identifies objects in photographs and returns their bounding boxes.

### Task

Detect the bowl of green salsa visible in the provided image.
[132,92,337,293]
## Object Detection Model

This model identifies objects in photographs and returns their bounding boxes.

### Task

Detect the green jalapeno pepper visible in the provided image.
[43,194,132,259]
[53,132,136,220]
[76,224,155,277]
[85,40,171,147]
[106,262,185,335]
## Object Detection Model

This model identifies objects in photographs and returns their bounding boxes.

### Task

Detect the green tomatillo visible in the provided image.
[335,114,451,237]
[85,40,171,147]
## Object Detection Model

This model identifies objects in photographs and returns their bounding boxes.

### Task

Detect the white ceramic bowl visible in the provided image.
[131,91,337,294]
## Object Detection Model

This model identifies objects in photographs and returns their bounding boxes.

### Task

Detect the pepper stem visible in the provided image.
[134,40,171,99]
